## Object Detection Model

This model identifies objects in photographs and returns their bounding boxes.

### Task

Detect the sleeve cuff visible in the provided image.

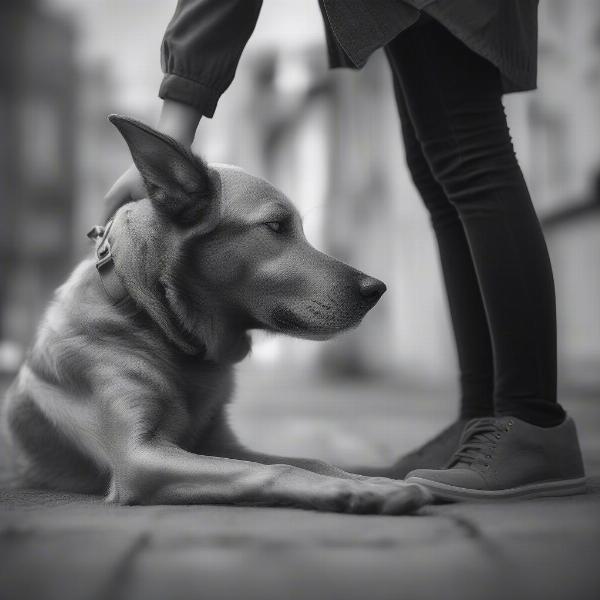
[158,73,221,118]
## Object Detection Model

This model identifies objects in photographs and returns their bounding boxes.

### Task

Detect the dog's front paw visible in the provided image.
[326,479,431,515]
[380,484,433,514]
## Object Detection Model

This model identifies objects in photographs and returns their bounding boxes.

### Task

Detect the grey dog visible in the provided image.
[2,115,430,514]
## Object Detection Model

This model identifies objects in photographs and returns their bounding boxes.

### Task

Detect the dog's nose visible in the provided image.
[358,277,387,302]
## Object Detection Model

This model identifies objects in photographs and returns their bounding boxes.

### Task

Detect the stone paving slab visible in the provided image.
[1,371,599,600]
[0,483,598,600]
[127,537,504,600]
[0,527,141,600]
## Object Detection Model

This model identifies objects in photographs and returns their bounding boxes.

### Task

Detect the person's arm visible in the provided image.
[104,0,263,217]
[156,100,203,148]
[160,0,263,119]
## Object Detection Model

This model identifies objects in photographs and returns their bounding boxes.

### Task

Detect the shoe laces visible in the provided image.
[449,417,514,468]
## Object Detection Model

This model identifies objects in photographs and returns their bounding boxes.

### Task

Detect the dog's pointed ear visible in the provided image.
[108,114,216,226]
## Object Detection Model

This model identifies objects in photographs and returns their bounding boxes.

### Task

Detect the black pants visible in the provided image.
[385,18,565,427]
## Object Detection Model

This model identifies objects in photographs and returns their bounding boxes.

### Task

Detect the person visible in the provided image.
[105,0,586,500]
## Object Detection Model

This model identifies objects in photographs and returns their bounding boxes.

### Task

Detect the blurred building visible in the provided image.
[213,1,600,392]
[0,0,76,366]
[73,60,129,257]
[317,0,600,390]
[532,0,600,391]
[1,0,598,393]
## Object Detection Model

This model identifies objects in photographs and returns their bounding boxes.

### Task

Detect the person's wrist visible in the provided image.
[157,100,202,148]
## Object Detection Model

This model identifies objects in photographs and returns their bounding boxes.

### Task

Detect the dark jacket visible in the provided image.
[159,0,539,118]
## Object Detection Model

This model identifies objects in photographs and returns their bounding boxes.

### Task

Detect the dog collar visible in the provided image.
[87,219,129,305]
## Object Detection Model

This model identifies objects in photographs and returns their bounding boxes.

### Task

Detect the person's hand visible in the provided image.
[103,164,147,219]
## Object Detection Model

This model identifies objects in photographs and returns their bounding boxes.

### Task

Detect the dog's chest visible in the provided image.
[175,361,234,443]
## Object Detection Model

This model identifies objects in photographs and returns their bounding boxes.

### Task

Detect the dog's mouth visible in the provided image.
[269,304,364,339]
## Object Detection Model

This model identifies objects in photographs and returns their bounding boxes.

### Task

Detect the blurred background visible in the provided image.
[1,0,599,469]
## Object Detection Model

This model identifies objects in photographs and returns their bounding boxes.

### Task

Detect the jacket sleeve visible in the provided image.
[159,0,263,118]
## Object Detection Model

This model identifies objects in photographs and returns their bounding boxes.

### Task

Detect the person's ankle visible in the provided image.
[495,409,566,429]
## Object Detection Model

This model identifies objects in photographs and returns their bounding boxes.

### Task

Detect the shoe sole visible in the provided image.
[405,476,588,502]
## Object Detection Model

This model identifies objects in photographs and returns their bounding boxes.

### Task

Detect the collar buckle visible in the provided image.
[86,218,127,304]
[89,218,115,271]
[96,241,114,271]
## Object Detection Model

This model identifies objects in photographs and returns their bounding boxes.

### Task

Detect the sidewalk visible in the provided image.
[1,367,599,600]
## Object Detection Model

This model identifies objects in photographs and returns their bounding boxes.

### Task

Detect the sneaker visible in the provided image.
[386,420,469,479]
[406,416,587,501]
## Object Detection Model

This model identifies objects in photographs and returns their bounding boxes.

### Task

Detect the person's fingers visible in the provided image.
[103,176,132,221]
[103,168,146,220]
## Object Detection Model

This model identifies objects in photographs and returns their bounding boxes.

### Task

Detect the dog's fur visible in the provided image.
[1,116,429,514]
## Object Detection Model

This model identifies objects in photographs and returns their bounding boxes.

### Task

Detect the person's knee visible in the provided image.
[424,134,521,206]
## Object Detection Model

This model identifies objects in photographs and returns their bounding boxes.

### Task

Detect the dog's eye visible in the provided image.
[265,221,282,233]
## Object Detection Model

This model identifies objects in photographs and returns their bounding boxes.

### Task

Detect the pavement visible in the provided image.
[0,366,599,600]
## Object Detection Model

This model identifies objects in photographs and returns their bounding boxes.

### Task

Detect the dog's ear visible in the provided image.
[108,114,216,226]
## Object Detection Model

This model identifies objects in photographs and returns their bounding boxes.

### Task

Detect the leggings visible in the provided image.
[385,17,565,427]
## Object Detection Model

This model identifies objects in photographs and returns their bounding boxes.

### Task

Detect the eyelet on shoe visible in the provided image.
[485,454,492,459]
[495,433,501,439]
[484,464,490,468]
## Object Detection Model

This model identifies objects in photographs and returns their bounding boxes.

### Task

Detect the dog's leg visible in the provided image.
[111,443,429,513]
[104,394,430,513]
[219,447,363,480]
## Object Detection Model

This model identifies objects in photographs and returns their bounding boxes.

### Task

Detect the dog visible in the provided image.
[2,115,430,514]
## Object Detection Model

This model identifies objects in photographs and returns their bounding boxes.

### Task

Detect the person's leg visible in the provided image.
[387,65,494,421]
[386,18,585,498]
[380,63,495,478]
[386,19,564,427]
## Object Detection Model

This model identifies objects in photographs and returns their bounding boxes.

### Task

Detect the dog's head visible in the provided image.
[108,115,386,362]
